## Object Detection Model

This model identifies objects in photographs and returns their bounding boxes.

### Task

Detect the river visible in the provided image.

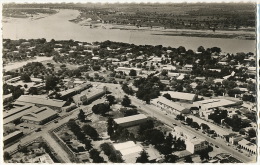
[3,9,255,54]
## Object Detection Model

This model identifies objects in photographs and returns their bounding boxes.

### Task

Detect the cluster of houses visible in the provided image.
[3,81,108,146]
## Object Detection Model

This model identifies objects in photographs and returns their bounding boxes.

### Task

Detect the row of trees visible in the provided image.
[134,76,166,103]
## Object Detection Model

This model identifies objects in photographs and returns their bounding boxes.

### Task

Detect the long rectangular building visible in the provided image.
[161,91,198,103]
[4,104,38,124]
[72,86,107,106]
[21,107,58,125]
[59,83,91,99]
[4,131,23,145]
[151,96,190,115]
[15,95,67,111]
[114,114,148,127]
[173,126,208,154]
[193,99,242,111]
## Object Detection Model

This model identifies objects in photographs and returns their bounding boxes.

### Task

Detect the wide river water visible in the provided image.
[3,9,255,54]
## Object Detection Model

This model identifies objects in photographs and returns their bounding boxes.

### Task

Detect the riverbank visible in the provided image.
[72,19,255,40]
[3,9,255,53]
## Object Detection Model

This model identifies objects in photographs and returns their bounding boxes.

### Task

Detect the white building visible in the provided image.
[115,67,142,75]
[114,114,147,127]
[186,138,208,154]
[182,64,193,71]
[113,141,143,163]
[193,99,242,118]
[151,96,190,115]
[238,139,256,155]
[173,126,208,154]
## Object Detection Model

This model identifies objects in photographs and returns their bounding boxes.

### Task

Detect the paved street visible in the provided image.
[127,94,256,163]
[4,82,256,163]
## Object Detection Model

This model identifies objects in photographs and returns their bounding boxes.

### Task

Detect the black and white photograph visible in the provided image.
[1,0,258,163]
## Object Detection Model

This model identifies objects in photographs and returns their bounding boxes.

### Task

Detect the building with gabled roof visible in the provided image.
[114,114,147,127]
[3,104,38,124]
[4,131,23,145]
[151,96,190,115]
[21,107,58,125]
[14,95,67,111]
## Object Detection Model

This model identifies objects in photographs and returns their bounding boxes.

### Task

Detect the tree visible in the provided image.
[89,149,104,163]
[186,118,193,125]
[184,155,193,163]
[121,108,138,117]
[83,138,92,151]
[4,151,11,161]
[161,70,168,76]
[45,75,59,91]
[248,128,256,138]
[129,69,137,76]
[138,120,154,134]
[199,150,210,161]
[164,154,178,163]
[107,117,114,136]
[82,124,99,140]
[163,93,171,100]
[21,73,31,82]
[92,103,110,116]
[92,65,101,71]
[121,95,131,107]
[201,123,210,130]
[136,150,149,163]
[24,84,28,89]
[78,109,85,122]
[12,87,24,99]
[197,46,205,53]
[191,122,200,129]
[106,95,115,105]
[28,87,38,95]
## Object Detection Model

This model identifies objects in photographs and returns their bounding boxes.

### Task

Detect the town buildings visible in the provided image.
[161,91,198,103]
[72,86,107,106]
[115,67,142,75]
[14,95,67,111]
[151,96,190,115]
[113,141,143,163]
[172,126,208,154]
[4,130,24,145]
[193,99,243,119]
[21,107,58,125]
[238,139,256,155]
[114,114,147,127]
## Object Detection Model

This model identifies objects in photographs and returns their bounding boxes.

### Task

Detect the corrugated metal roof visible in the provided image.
[21,107,57,122]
